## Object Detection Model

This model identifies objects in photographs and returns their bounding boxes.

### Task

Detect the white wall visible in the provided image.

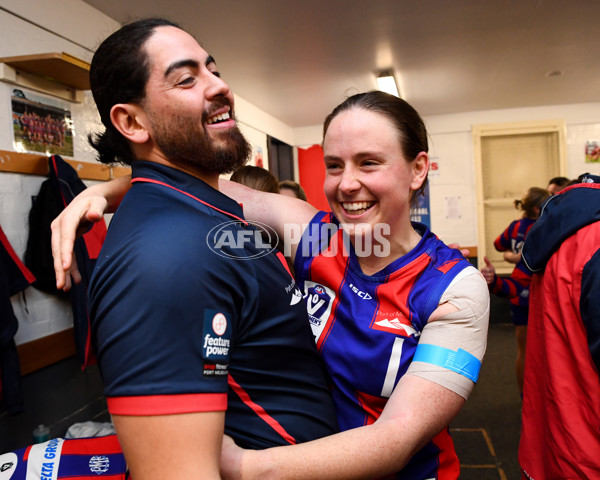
[428,103,600,246]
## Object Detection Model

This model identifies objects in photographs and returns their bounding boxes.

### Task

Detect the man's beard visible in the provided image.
[150,109,251,175]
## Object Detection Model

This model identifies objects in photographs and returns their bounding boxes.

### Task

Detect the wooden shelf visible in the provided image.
[0,150,130,181]
[0,52,90,90]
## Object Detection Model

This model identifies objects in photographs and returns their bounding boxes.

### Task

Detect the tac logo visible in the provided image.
[206,220,279,260]
[89,455,110,474]
[0,453,17,479]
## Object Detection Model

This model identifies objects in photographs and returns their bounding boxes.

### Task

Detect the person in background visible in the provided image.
[230,165,280,194]
[52,90,489,479]
[278,179,307,201]
[230,165,285,266]
[519,173,600,479]
[547,176,570,194]
[481,186,551,397]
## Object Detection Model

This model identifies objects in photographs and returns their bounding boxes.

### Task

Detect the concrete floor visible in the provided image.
[452,319,522,479]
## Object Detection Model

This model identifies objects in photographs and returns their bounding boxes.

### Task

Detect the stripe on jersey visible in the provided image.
[107,393,227,415]
[228,375,296,445]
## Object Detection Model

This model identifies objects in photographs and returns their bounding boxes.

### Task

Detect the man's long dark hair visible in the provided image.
[88,18,180,165]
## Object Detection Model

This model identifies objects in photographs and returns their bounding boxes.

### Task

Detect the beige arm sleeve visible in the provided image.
[406,266,490,399]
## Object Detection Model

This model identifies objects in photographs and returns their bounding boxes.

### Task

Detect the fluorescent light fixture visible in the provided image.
[376,70,400,97]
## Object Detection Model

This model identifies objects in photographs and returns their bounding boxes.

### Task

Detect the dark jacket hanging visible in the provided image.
[25,155,106,367]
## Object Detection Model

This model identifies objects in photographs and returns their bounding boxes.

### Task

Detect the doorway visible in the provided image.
[474,120,567,274]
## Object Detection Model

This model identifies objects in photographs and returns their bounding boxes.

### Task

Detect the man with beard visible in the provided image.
[83,18,338,479]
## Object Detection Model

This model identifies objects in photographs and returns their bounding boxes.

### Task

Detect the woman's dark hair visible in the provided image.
[548,176,570,188]
[88,18,180,165]
[514,187,551,218]
[230,165,280,193]
[322,91,429,203]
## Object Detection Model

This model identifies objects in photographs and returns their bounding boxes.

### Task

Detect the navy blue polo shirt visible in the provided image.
[88,161,338,449]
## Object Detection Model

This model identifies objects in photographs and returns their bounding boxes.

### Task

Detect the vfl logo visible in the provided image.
[89,455,110,474]
[303,282,336,343]
[206,220,279,260]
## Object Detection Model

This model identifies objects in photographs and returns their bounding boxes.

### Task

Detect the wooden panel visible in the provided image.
[0,52,90,90]
[0,150,111,181]
[111,165,132,178]
[17,328,76,375]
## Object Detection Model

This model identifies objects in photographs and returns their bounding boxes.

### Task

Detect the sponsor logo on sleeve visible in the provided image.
[202,310,232,376]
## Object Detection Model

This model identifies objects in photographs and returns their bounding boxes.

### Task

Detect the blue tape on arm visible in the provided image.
[413,344,481,382]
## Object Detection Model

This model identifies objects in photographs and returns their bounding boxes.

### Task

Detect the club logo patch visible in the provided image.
[212,312,227,336]
[89,455,110,474]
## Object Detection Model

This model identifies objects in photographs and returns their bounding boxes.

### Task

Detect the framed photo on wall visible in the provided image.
[10,87,74,157]
[585,140,600,163]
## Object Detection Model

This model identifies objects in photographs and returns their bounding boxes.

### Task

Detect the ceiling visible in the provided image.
[81,0,600,128]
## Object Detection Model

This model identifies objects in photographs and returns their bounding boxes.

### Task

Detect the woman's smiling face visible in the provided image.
[322,107,428,241]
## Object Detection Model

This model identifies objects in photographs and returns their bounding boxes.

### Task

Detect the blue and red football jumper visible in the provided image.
[490,217,536,325]
[0,435,127,479]
[493,217,535,255]
[294,211,473,480]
